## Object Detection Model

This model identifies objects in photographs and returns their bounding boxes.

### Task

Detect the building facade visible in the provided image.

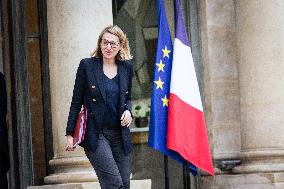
[1,0,284,189]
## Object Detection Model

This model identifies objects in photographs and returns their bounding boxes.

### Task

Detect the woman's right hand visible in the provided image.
[66,135,75,151]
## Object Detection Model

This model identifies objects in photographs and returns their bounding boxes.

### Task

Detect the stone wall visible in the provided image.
[200,0,284,188]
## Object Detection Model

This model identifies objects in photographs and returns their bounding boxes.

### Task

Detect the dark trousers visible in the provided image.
[85,128,131,189]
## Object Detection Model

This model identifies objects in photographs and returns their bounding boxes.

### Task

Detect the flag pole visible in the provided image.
[186,166,191,189]
[183,165,191,189]
[183,165,186,188]
[164,155,169,189]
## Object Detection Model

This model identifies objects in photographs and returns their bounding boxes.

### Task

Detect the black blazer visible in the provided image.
[66,57,133,155]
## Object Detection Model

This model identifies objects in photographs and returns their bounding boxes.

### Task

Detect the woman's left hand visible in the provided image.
[121,110,132,127]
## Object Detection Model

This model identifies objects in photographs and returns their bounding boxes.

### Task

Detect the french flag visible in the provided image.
[167,0,214,176]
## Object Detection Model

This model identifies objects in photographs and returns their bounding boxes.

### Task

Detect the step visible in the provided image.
[27,179,152,189]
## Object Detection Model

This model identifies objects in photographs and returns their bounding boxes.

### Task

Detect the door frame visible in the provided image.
[7,0,53,188]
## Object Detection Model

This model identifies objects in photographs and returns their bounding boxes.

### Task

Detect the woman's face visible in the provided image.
[100,32,121,61]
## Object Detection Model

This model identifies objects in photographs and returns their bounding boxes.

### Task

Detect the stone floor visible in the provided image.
[27,180,152,189]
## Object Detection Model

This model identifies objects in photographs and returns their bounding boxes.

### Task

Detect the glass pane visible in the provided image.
[114,0,158,101]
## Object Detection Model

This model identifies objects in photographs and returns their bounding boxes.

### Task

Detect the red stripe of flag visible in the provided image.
[168,93,214,175]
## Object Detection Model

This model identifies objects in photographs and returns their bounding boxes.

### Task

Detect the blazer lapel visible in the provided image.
[93,58,107,103]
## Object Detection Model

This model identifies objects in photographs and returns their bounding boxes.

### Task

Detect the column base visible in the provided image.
[201,172,284,189]
[233,150,284,174]
[44,172,98,184]
[28,180,152,189]
[44,156,96,184]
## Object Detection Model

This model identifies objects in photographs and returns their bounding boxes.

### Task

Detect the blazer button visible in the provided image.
[92,85,96,89]
[92,98,96,102]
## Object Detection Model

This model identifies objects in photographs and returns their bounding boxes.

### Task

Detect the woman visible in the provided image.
[66,25,133,189]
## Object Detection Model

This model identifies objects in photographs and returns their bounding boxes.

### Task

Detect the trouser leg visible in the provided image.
[110,131,131,189]
[85,134,124,189]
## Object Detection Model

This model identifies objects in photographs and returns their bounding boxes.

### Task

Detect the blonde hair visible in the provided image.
[91,25,133,61]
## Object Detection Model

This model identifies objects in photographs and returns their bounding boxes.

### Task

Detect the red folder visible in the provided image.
[73,106,87,147]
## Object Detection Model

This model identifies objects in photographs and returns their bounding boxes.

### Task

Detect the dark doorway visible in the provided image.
[1,0,53,188]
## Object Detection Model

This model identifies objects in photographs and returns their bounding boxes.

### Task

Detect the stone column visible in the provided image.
[45,0,113,184]
[200,0,241,170]
[201,0,284,188]
[233,0,284,184]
